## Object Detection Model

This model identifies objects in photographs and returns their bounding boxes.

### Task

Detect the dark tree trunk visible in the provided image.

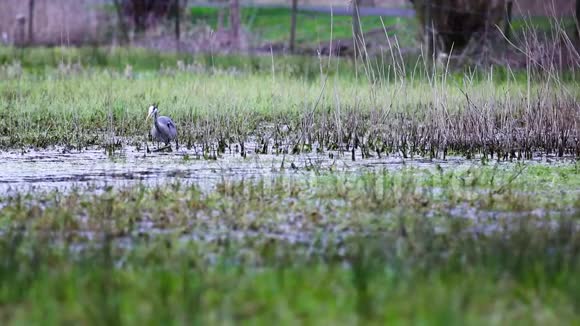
[504,1,513,41]
[175,0,180,51]
[424,0,436,60]
[229,0,241,49]
[217,8,225,30]
[27,0,34,45]
[424,0,431,55]
[352,0,363,60]
[113,0,129,43]
[289,0,298,53]
[576,0,580,37]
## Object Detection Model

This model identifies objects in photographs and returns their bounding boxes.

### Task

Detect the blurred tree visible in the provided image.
[120,0,179,32]
[111,0,187,44]
[352,0,364,60]
[230,0,241,49]
[410,0,508,55]
[504,0,513,41]
[28,0,34,45]
[112,0,129,43]
[175,0,181,50]
[290,0,298,52]
[576,0,580,37]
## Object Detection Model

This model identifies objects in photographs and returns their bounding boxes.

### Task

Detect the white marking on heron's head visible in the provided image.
[146,105,157,121]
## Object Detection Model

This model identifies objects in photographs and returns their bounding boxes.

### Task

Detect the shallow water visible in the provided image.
[0,147,580,255]
[1,146,577,250]
[0,146,472,195]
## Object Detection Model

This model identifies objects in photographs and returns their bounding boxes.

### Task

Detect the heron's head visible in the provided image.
[146,104,158,121]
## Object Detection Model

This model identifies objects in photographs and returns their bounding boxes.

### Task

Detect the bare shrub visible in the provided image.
[118,0,179,32]
[410,0,509,54]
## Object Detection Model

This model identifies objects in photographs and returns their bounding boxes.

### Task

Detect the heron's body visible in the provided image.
[151,115,177,144]
[146,105,179,151]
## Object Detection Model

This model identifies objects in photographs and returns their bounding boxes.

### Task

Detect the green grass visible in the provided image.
[0,231,578,325]
[0,166,578,324]
[3,38,579,81]
[189,6,414,45]
[0,46,190,72]
[0,46,339,75]
[188,6,577,48]
[2,165,579,234]
[510,16,578,34]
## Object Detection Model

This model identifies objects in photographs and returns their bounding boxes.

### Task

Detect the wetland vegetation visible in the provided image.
[1,47,579,160]
[0,14,579,322]
[0,164,579,324]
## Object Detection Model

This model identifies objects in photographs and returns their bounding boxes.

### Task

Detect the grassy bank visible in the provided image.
[1,60,578,158]
[0,165,578,324]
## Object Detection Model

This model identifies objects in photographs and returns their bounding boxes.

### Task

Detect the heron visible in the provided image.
[145,104,178,152]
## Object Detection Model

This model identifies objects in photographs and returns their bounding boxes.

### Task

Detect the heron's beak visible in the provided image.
[145,111,152,122]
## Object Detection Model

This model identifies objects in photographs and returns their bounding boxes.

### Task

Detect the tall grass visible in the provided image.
[2,9,579,158]
[0,51,578,159]
[0,226,577,324]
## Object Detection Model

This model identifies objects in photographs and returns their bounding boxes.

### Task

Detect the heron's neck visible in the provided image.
[153,111,161,130]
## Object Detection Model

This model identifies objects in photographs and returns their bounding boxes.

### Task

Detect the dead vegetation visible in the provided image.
[253,93,580,160]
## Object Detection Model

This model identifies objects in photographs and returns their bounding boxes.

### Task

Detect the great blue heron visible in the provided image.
[145,104,178,152]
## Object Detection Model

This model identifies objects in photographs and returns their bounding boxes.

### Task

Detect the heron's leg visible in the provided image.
[153,145,171,152]
[145,132,151,154]
[175,138,179,150]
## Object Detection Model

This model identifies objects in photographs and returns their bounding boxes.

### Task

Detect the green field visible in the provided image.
[190,6,414,45]
[188,6,578,47]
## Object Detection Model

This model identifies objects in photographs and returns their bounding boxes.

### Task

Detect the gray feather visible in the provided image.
[151,115,177,145]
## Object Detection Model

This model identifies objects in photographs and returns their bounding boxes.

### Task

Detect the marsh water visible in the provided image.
[0,146,475,195]
[1,145,577,249]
